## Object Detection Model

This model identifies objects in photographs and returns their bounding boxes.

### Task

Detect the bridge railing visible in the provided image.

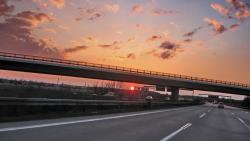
[0,52,249,88]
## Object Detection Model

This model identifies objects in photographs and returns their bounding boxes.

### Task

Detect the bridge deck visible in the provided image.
[0,52,249,89]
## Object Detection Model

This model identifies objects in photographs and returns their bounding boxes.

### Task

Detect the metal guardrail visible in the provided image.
[0,97,146,106]
[0,97,190,106]
[0,52,249,88]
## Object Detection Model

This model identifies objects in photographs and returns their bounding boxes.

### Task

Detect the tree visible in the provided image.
[241,96,250,109]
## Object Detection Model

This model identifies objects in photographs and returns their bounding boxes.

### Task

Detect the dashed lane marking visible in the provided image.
[159,123,192,141]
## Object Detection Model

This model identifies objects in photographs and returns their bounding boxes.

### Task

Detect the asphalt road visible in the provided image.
[0,103,249,141]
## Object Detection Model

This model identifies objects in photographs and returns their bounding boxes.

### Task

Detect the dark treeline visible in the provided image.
[0,78,167,100]
[241,97,250,109]
[0,78,201,122]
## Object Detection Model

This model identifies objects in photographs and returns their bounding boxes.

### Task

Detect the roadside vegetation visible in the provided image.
[241,97,250,109]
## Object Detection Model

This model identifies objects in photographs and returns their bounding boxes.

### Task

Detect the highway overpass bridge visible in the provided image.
[0,52,249,100]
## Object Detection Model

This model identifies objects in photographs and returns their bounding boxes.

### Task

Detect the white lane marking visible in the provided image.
[0,107,193,132]
[245,112,248,114]
[237,117,250,130]
[199,113,206,119]
[207,109,211,113]
[159,123,192,141]
[231,113,235,115]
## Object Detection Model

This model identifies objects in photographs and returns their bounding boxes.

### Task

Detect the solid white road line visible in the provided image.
[159,123,192,141]
[0,107,194,132]
[237,117,250,130]
[199,113,206,119]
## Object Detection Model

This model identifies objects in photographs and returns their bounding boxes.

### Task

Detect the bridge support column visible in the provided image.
[170,87,179,101]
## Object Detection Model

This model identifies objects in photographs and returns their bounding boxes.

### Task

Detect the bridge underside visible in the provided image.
[0,57,250,100]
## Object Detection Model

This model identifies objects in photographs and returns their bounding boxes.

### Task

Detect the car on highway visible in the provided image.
[217,102,224,108]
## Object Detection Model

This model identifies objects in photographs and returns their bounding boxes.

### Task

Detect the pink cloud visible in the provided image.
[229,23,240,30]
[183,26,203,37]
[226,0,250,20]
[15,11,53,27]
[204,18,227,34]
[151,8,178,16]
[135,23,147,31]
[211,3,231,18]
[210,0,250,21]
[235,9,250,20]
[76,7,103,21]
[0,10,61,58]
[131,4,143,14]
[0,0,14,16]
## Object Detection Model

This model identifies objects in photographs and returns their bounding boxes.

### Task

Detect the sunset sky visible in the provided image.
[0,0,250,96]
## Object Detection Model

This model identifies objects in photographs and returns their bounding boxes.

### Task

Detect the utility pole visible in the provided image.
[57,77,60,85]
[192,90,195,100]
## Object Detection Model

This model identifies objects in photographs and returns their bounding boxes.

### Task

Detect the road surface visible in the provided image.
[0,103,249,141]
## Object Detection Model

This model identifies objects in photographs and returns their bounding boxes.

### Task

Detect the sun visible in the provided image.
[130,86,135,90]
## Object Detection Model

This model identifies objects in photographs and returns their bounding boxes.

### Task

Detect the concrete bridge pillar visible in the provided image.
[170,87,179,101]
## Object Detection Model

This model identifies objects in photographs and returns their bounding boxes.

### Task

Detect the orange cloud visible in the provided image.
[16,11,53,27]
[159,41,182,59]
[49,0,65,9]
[146,41,182,60]
[159,41,179,50]
[105,4,120,13]
[33,0,65,9]
[98,41,119,48]
[44,28,57,34]
[183,38,192,43]
[64,45,88,54]
[39,37,58,48]
[127,53,136,59]
[146,35,162,42]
